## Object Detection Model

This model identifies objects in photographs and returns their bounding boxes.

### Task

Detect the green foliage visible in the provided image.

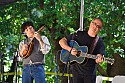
[0,0,125,82]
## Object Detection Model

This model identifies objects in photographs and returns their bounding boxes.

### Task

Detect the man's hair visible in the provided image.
[21,21,34,32]
[93,17,103,25]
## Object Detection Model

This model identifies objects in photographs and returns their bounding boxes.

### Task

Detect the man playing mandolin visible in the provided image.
[19,21,51,83]
[59,17,105,83]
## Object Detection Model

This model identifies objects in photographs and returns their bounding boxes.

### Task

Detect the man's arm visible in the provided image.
[59,37,77,56]
[39,36,51,54]
[59,37,72,52]
[34,32,51,54]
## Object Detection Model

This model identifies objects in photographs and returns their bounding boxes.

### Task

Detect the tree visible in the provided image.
[0,0,125,83]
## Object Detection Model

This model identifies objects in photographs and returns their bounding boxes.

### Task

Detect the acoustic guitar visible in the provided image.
[60,40,114,65]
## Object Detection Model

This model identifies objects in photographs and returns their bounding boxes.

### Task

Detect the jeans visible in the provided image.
[22,64,46,83]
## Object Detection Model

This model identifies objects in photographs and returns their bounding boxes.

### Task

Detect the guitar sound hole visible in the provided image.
[76,51,81,57]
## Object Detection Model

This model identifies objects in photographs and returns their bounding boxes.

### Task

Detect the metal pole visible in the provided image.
[79,0,84,31]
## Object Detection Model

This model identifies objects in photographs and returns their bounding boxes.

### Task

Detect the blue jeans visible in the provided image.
[22,64,46,83]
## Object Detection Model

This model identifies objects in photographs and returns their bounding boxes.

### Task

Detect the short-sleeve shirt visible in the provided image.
[65,31,105,75]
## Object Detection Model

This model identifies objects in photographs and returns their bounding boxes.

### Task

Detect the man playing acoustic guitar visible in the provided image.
[59,18,105,83]
[19,21,51,83]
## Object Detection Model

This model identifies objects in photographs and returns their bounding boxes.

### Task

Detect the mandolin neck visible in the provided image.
[27,26,45,45]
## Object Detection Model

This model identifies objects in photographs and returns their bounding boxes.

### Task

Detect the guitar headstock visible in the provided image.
[103,57,115,65]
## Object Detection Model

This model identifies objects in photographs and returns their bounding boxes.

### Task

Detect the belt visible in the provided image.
[23,62,44,66]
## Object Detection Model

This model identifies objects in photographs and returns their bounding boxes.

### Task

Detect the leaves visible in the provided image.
[0,0,125,82]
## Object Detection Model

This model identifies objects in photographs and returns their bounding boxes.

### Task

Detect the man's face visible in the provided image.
[24,26,35,38]
[89,19,103,34]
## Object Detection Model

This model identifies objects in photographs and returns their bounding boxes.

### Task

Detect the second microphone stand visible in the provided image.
[62,40,75,83]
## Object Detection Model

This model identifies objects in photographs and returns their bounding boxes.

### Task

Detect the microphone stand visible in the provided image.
[0,52,5,83]
[14,31,22,83]
[61,0,84,81]
[14,52,19,83]
[67,54,71,83]
[62,50,72,83]
[62,40,75,83]
[55,50,61,83]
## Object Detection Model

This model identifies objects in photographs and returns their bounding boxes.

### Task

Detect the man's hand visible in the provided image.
[95,54,103,64]
[70,48,77,56]
[22,44,28,52]
[34,32,42,41]
[20,44,28,57]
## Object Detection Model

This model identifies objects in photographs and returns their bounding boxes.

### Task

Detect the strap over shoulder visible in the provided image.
[89,35,99,54]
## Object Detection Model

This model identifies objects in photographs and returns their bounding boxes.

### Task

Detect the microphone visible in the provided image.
[21,32,26,35]
[0,51,4,58]
[21,32,27,38]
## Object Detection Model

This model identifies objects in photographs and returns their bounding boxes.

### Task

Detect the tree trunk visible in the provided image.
[0,0,20,6]
[107,54,125,76]
[39,0,44,9]
[97,64,108,76]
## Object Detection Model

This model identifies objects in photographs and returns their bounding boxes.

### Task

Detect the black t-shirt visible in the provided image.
[65,31,105,75]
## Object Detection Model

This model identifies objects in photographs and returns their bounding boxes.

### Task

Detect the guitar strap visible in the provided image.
[70,32,99,53]
[70,32,77,51]
[89,35,99,54]
[82,35,99,64]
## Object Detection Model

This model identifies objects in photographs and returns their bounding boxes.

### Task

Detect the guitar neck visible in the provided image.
[86,54,98,59]
[103,57,114,65]
[85,53,114,65]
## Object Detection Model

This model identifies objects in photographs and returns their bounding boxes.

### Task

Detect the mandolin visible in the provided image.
[21,26,45,59]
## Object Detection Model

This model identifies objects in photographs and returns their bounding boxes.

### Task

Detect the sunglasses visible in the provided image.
[92,21,102,29]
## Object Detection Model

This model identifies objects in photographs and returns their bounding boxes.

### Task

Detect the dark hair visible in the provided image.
[21,21,34,32]
[93,17,103,26]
